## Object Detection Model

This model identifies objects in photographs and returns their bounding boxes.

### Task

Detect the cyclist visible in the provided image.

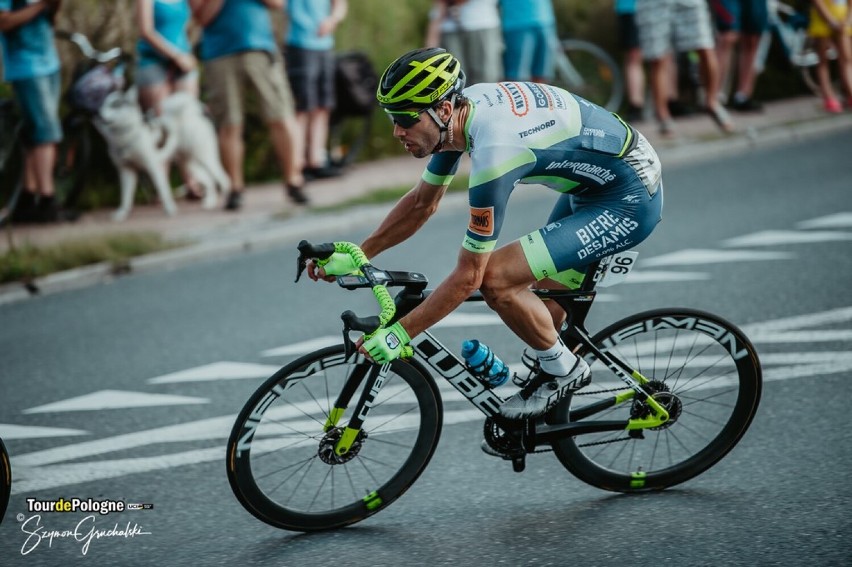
[309,48,663,420]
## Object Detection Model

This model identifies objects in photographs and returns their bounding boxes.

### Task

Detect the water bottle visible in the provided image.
[461,340,510,387]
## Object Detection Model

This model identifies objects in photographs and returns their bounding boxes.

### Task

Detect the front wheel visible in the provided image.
[551,308,762,492]
[227,346,442,531]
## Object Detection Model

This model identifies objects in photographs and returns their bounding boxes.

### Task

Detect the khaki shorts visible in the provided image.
[203,50,295,126]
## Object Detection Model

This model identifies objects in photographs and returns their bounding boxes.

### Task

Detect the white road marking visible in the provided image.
[642,249,794,267]
[625,270,710,283]
[797,212,852,229]
[22,390,209,414]
[261,336,339,357]
[721,230,852,248]
[0,424,88,439]
[148,361,282,384]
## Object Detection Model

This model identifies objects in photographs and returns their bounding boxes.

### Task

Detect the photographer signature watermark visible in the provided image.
[15,496,154,556]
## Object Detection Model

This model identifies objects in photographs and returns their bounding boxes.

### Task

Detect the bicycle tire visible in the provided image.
[1,438,10,524]
[552,39,624,112]
[551,308,761,492]
[227,345,443,531]
[53,112,92,212]
[0,109,24,229]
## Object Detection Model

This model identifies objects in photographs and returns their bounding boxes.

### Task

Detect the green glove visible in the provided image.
[363,321,411,364]
[317,252,361,277]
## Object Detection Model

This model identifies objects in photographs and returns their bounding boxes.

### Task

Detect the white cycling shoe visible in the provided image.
[499,357,591,420]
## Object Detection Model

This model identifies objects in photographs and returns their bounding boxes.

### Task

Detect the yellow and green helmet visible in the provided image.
[376,48,466,112]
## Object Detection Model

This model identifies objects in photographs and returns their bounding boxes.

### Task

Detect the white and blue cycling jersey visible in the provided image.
[422,81,663,285]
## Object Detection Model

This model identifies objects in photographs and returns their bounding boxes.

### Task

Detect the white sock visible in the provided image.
[534,338,578,377]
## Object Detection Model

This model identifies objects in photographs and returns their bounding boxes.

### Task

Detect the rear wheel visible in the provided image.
[227,346,442,531]
[0,438,10,524]
[551,308,762,492]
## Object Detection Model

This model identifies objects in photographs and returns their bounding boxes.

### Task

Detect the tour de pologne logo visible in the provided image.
[14,496,154,556]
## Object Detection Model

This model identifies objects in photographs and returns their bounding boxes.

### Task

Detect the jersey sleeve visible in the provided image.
[421,151,463,186]
[462,145,536,254]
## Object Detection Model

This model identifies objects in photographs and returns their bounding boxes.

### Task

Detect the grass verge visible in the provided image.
[0,231,183,285]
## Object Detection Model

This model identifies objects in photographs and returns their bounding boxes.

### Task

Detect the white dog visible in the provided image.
[157,92,230,209]
[94,87,179,221]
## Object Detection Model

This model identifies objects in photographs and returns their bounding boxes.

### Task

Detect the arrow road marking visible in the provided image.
[22,390,209,414]
[0,424,88,439]
[797,212,852,229]
[148,361,282,384]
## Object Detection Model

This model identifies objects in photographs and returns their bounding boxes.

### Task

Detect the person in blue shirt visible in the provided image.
[135,0,198,114]
[498,0,557,82]
[191,0,307,210]
[284,0,347,179]
[0,0,63,223]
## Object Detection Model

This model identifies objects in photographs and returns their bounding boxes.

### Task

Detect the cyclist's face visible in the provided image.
[390,103,449,158]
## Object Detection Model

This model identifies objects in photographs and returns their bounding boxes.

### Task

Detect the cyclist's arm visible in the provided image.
[360,151,462,259]
[399,247,490,338]
[0,1,51,32]
[360,177,448,259]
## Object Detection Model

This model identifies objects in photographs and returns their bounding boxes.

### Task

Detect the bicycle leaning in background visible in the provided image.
[0,30,127,228]
[226,241,762,532]
[551,35,624,112]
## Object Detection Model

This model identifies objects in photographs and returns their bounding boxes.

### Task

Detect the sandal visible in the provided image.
[706,104,735,133]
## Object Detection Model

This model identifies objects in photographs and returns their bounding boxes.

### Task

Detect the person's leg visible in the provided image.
[136,63,171,115]
[815,37,841,110]
[204,54,247,208]
[833,30,852,103]
[305,48,337,172]
[635,0,675,132]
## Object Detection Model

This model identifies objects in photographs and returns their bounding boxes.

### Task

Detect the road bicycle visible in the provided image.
[0,31,126,228]
[551,37,624,112]
[0,437,9,525]
[227,241,762,532]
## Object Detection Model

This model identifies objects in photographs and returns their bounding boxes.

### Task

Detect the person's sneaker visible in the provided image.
[224,190,243,211]
[286,184,309,205]
[499,357,591,420]
[10,190,39,224]
[35,195,60,223]
[303,164,343,180]
[824,97,843,114]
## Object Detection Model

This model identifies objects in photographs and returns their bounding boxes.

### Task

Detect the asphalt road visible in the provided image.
[1,128,851,565]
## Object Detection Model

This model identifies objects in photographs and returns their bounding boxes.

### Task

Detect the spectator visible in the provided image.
[615,0,646,121]
[191,0,307,211]
[136,0,198,114]
[137,0,204,200]
[0,0,62,223]
[807,0,852,113]
[498,0,556,82]
[425,0,503,86]
[635,0,734,136]
[284,0,347,180]
[709,0,769,111]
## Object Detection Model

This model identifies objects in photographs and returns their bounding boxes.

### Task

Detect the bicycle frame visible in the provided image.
[323,258,670,458]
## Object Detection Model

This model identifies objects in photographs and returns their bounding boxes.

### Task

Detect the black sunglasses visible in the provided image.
[384,107,431,129]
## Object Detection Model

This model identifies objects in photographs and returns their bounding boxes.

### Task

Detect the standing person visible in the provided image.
[284,0,347,180]
[136,0,198,114]
[425,0,503,86]
[807,0,852,113]
[497,0,557,82]
[615,0,646,121]
[191,0,308,211]
[0,0,62,223]
[635,0,734,136]
[308,48,663,422]
[709,0,769,111]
